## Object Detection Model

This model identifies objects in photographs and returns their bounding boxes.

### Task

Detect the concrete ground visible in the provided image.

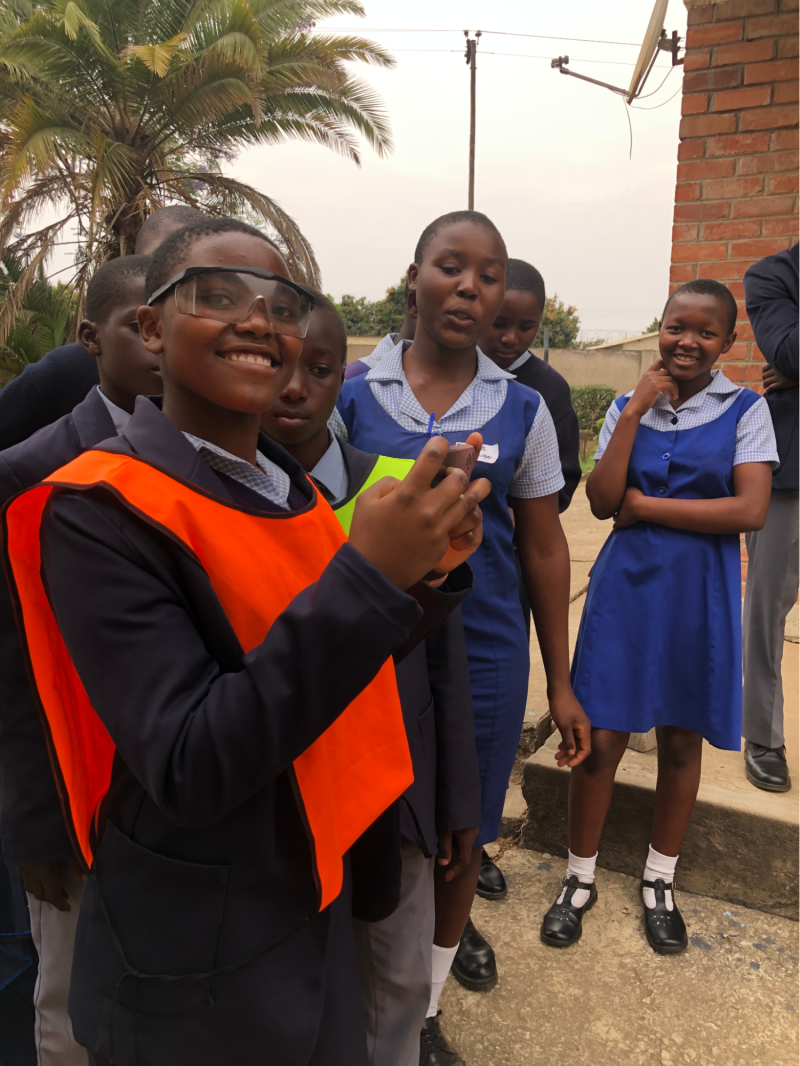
[440,847,800,1066]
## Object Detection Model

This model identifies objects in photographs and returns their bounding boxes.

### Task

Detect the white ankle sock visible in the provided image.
[426,942,459,1018]
[557,850,598,908]
[642,845,678,911]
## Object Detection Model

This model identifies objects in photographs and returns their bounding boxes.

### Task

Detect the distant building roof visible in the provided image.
[587,331,659,352]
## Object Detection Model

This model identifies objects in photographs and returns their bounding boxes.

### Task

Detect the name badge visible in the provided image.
[456,442,499,464]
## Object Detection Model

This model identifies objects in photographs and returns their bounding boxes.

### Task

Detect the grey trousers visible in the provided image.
[742,489,799,749]
[354,842,435,1066]
[27,871,89,1066]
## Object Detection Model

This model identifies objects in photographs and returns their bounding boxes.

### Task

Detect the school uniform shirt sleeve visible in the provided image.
[507,400,565,499]
[593,398,624,461]
[734,395,780,467]
[328,407,350,442]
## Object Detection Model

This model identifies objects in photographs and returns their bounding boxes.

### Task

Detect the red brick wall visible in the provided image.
[671,0,799,388]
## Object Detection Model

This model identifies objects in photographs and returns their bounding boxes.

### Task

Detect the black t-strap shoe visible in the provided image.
[420,1011,466,1066]
[640,878,688,954]
[540,875,597,948]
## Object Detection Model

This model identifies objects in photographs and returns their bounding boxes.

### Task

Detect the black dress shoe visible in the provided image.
[745,742,791,792]
[475,848,508,900]
[540,875,597,948]
[452,917,497,991]
[640,879,688,955]
[420,1011,465,1066]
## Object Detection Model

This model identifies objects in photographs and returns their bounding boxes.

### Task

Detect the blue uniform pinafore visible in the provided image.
[571,388,762,750]
[337,375,540,843]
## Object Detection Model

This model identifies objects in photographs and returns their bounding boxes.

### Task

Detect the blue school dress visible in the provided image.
[335,343,564,843]
[571,374,778,749]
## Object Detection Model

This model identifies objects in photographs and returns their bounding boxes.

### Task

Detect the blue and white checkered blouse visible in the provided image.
[330,339,564,499]
[595,370,779,467]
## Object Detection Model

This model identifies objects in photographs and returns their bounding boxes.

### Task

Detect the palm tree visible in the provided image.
[0,253,76,384]
[0,0,394,341]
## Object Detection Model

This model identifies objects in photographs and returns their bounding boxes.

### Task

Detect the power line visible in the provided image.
[318,27,642,46]
[387,48,672,68]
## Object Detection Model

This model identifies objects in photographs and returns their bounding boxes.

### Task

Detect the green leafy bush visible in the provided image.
[570,385,617,432]
[334,276,407,336]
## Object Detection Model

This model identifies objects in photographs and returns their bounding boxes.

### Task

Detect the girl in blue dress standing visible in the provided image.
[333,210,590,1062]
[540,279,777,956]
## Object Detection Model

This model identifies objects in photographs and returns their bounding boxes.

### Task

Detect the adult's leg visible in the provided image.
[742,489,800,750]
[353,843,435,1066]
[27,870,88,1066]
[650,727,704,856]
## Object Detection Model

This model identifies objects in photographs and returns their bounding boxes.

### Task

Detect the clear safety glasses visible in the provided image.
[147,267,314,338]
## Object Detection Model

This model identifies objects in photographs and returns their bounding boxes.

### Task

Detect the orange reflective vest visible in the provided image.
[3,449,412,910]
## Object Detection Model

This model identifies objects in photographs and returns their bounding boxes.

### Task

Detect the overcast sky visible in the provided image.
[231,0,689,341]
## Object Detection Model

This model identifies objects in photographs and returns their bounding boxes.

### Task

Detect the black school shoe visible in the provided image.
[452,917,498,991]
[420,1012,466,1066]
[540,875,597,948]
[745,742,791,792]
[475,848,508,900]
[640,878,688,955]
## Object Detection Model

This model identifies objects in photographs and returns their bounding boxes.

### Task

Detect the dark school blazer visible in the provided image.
[0,343,100,451]
[0,386,116,867]
[32,397,470,1065]
[508,353,581,514]
[744,243,798,491]
[338,439,481,857]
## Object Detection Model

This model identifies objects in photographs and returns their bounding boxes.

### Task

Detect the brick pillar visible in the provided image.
[671,0,799,387]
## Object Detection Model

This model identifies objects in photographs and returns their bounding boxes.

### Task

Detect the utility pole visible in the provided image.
[464,30,481,210]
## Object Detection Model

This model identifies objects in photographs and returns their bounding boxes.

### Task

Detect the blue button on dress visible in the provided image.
[571,387,763,750]
[338,375,541,843]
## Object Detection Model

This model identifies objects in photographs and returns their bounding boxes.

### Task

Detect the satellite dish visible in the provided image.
[628,0,670,101]
[551,0,682,102]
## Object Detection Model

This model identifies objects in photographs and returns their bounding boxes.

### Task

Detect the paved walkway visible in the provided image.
[441,848,799,1066]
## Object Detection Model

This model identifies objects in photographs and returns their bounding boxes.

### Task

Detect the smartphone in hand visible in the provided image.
[431,443,477,486]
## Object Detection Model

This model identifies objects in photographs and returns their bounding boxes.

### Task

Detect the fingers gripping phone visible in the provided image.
[431,443,477,486]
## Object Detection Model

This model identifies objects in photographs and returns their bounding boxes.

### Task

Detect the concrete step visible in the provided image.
[520,647,799,919]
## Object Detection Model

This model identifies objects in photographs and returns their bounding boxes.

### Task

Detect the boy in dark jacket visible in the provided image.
[0,254,159,1066]
[3,219,489,1066]
[261,293,481,1066]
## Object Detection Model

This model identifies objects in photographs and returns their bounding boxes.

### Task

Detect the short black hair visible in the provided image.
[663,279,738,334]
[134,206,205,254]
[413,210,507,264]
[308,291,348,363]
[85,255,151,323]
[144,218,283,301]
[505,258,546,307]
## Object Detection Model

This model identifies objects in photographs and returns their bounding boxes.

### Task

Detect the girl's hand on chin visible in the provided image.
[614,487,646,530]
[629,359,679,416]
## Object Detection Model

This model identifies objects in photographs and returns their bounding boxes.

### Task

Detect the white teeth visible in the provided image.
[226,352,273,367]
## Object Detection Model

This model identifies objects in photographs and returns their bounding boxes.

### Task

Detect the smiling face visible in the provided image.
[79,276,162,413]
[659,292,737,388]
[479,289,543,369]
[410,221,507,351]
[137,232,302,416]
[261,307,346,450]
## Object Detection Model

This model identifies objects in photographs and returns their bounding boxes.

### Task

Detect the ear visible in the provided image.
[407,263,419,293]
[78,320,101,357]
[719,329,737,355]
[137,304,164,355]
